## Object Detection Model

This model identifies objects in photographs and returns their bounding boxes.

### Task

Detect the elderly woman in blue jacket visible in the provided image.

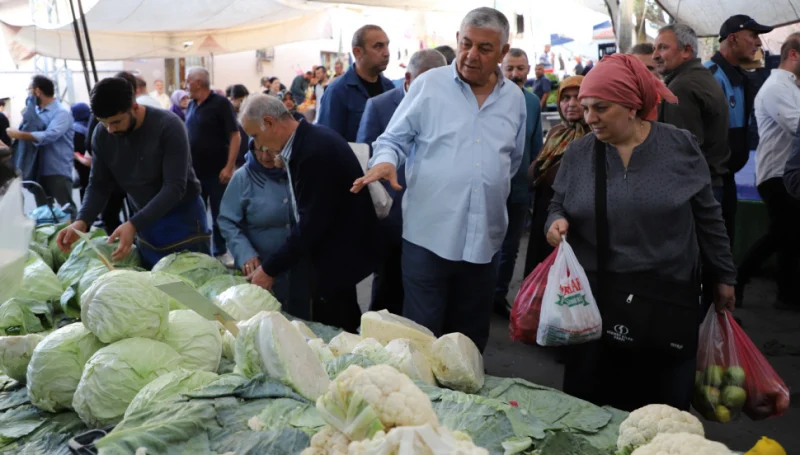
[218,140,312,318]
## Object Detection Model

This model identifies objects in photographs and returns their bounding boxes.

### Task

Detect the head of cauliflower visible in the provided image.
[617,404,704,453]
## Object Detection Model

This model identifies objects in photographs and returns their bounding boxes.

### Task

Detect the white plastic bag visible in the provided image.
[350,142,393,220]
[536,237,602,347]
[0,179,34,303]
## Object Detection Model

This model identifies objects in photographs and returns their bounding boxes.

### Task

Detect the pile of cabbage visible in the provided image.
[0,233,637,454]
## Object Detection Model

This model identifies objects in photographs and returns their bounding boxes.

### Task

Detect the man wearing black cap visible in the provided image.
[706,17,773,230]
[705,15,774,302]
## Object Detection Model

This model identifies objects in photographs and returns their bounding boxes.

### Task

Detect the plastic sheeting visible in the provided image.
[0,0,333,62]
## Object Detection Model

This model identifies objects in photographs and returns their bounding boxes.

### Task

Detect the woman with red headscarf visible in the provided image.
[544,54,737,411]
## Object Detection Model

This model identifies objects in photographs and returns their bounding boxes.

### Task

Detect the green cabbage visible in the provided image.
[56,235,141,288]
[161,310,223,372]
[27,243,53,270]
[30,222,69,271]
[124,369,219,419]
[73,337,183,427]
[0,334,43,382]
[26,323,106,412]
[198,274,248,300]
[148,271,193,310]
[0,298,54,335]
[80,271,170,343]
[151,252,227,288]
[215,284,281,321]
[16,253,63,303]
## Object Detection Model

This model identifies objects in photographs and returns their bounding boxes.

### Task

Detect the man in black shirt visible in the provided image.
[0,100,10,147]
[317,25,396,142]
[184,67,241,262]
[56,77,210,267]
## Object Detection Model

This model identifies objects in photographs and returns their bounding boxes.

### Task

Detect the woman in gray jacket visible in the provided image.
[545,54,737,411]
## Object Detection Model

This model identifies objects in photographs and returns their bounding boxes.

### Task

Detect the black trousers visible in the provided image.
[312,286,362,333]
[563,341,696,411]
[756,178,800,300]
[101,188,126,235]
[369,240,404,315]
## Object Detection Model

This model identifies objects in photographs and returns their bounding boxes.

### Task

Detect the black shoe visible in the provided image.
[493,295,510,318]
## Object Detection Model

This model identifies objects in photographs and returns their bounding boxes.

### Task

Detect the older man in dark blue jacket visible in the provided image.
[356,48,447,315]
[240,94,378,332]
[317,25,395,142]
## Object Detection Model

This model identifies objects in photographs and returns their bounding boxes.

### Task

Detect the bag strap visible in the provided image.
[594,137,609,278]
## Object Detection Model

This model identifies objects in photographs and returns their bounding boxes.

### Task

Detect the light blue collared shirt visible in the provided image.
[370,62,526,264]
[30,99,74,177]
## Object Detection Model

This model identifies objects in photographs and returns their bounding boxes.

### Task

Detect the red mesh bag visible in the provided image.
[510,249,557,344]
[726,312,791,420]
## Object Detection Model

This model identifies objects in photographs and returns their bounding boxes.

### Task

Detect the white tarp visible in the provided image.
[0,0,333,62]
[655,0,800,37]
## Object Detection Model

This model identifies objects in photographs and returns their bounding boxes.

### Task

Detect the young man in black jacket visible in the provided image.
[239,94,378,332]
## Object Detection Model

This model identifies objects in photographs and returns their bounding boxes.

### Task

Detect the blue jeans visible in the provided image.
[200,177,227,255]
[401,240,498,352]
[494,202,529,299]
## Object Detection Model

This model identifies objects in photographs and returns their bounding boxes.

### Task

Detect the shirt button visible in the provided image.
[286,224,291,229]
[476,139,480,143]
[283,198,288,204]
[476,163,480,167]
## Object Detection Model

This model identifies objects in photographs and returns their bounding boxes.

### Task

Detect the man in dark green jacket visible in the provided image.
[655,23,730,190]
[495,48,544,316]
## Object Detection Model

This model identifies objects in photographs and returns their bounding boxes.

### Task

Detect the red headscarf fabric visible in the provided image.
[578,53,678,121]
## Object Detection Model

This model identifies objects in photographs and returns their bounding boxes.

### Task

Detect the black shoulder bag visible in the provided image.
[593,138,701,359]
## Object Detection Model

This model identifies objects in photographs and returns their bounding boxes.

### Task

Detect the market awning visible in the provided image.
[0,0,334,62]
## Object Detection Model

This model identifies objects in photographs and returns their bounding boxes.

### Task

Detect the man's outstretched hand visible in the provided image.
[351,162,402,194]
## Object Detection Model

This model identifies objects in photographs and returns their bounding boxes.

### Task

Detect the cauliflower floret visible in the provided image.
[316,364,438,442]
[301,425,351,455]
[352,338,392,365]
[631,433,731,455]
[347,424,488,455]
[617,404,704,453]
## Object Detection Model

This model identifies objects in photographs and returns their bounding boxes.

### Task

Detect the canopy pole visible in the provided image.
[66,0,92,95]
[77,0,99,84]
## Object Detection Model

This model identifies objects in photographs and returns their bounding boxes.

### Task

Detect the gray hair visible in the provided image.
[507,48,528,61]
[407,49,447,78]
[460,7,510,46]
[187,67,211,88]
[239,94,289,123]
[658,23,698,59]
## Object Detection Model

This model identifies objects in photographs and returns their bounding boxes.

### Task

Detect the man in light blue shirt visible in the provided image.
[352,7,526,352]
[7,75,75,216]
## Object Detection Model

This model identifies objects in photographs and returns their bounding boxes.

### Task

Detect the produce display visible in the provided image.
[0,237,774,454]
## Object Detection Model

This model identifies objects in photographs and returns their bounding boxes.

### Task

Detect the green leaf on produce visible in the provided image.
[97,400,218,455]
[420,385,546,453]
[0,298,54,335]
[324,354,375,379]
[0,383,30,412]
[151,252,227,288]
[0,410,85,455]
[233,374,310,402]
[197,275,248,301]
[184,374,249,399]
[211,427,310,454]
[0,405,46,448]
[125,370,219,419]
[16,254,63,303]
[480,376,613,433]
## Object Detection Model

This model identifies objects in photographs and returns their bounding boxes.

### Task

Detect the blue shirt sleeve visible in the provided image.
[542,78,552,93]
[30,110,72,146]
[356,98,381,146]
[218,171,260,268]
[370,81,422,169]
[317,85,348,138]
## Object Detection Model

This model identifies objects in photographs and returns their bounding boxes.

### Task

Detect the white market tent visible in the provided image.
[0,0,334,63]
[3,0,800,63]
